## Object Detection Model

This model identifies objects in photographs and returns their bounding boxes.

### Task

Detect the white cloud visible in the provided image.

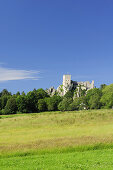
[0,67,39,82]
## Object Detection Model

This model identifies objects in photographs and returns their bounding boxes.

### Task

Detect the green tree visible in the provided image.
[1,96,10,109]
[100,84,113,108]
[100,84,107,90]
[46,95,62,111]
[38,99,47,112]
[0,98,2,110]
[16,95,27,113]
[16,91,20,96]
[1,89,11,97]
[4,97,17,114]
[26,91,38,113]
[64,90,74,99]
[36,88,49,99]
[21,91,26,96]
[86,88,102,109]
[69,96,87,111]
[58,98,73,111]
[25,89,48,113]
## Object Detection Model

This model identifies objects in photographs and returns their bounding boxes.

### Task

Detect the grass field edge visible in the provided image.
[1,142,113,159]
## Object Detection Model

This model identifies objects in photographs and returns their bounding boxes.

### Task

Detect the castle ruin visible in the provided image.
[47,74,94,97]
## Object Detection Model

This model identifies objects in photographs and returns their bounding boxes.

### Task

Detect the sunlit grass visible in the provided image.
[0,109,113,156]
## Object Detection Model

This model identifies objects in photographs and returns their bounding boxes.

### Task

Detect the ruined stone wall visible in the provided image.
[47,75,94,97]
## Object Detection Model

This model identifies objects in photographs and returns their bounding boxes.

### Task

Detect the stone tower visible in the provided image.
[63,74,71,95]
[91,80,94,89]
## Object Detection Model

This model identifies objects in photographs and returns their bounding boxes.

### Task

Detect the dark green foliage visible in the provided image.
[0,98,2,110]
[25,89,49,113]
[0,89,12,110]
[16,95,27,113]
[1,96,10,109]
[46,95,62,111]
[100,84,113,108]
[21,91,26,96]
[36,88,49,99]
[81,89,87,96]
[38,99,47,112]
[100,84,107,90]
[0,109,3,115]
[26,91,38,113]
[0,89,11,97]
[58,91,74,111]
[86,88,102,109]
[58,98,73,111]
[0,84,113,115]
[0,88,50,114]
[16,91,20,96]
[58,88,87,111]
[64,90,74,99]
[69,96,87,111]
[4,97,17,114]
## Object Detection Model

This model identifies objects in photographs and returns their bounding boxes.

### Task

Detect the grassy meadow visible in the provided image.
[0,109,113,169]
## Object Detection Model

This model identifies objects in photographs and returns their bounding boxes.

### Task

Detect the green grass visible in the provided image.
[0,109,113,169]
[1,149,113,170]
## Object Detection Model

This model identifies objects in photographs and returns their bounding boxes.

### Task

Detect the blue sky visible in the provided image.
[0,0,113,93]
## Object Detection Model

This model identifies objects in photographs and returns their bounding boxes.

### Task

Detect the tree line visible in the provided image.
[0,83,113,115]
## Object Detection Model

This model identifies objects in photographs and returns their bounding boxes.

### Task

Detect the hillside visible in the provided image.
[0,109,113,169]
[0,109,113,155]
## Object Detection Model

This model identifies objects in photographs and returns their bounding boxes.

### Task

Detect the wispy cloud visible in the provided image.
[0,66,39,82]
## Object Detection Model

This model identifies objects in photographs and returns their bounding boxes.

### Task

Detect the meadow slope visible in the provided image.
[0,109,113,169]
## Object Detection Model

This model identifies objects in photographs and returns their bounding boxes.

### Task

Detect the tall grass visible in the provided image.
[0,109,113,157]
